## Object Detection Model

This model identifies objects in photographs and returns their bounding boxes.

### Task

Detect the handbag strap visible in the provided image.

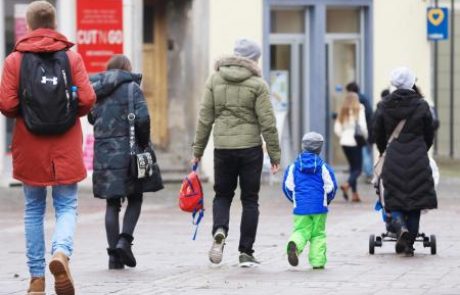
[127,83,136,155]
[387,119,406,147]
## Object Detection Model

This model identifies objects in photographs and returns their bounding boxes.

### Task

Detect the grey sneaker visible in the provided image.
[209,228,226,264]
[239,253,260,268]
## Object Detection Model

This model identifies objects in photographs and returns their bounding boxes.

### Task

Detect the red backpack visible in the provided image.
[179,164,204,239]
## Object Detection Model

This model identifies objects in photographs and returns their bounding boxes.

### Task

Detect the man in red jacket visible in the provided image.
[0,2,95,294]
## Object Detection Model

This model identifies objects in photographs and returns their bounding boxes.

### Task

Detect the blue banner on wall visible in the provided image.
[427,7,449,41]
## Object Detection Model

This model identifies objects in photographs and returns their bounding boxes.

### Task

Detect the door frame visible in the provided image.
[264,1,373,163]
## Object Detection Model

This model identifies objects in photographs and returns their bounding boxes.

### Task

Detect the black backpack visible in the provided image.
[19,50,78,135]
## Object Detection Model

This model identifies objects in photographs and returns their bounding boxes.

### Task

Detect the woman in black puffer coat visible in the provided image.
[373,67,437,256]
[89,55,159,269]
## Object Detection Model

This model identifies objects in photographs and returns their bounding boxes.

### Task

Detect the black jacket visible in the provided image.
[358,93,373,143]
[89,70,152,199]
[373,89,437,211]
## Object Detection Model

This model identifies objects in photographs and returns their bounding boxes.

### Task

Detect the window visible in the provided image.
[271,9,305,34]
[326,8,360,33]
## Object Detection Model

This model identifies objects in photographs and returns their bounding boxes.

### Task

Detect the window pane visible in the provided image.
[327,8,360,33]
[271,10,305,33]
[143,5,155,43]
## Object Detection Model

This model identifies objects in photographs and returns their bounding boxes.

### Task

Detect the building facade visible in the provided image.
[0,0,455,185]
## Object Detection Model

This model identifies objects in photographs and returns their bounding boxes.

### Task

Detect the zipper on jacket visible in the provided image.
[51,161,56,181]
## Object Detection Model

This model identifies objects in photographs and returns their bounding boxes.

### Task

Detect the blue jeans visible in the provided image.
[388,210,421,245]
[342,146,362,192]
[24,184,78,277]
[362,144,373,178]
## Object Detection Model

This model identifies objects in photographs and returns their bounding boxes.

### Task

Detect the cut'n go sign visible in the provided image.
[76,0,123,73]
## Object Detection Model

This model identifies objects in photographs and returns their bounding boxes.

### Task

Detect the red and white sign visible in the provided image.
[76,0,123,73]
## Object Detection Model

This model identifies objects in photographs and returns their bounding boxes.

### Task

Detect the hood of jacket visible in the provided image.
[14,28,74,53]
[381,89,424,121]
[294,152,324,174]
[90,70,142,100]
[214,56,261,83]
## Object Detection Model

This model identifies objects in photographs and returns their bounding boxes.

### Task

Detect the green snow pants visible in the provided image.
[287,214,327,267]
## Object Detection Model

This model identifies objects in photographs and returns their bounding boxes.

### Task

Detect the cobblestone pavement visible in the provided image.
[1,173,460,295]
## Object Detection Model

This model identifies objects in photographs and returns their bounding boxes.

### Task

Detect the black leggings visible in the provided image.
[105,194,143,249]
[342,146,363,192]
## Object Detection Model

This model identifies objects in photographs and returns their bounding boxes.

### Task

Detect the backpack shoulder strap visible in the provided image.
[53,50,72,85]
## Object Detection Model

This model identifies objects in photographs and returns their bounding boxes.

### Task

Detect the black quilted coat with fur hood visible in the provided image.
[373,89,437,211]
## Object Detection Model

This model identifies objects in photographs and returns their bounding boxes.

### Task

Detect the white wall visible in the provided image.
[202,0,264,181]
[373,0,432,101]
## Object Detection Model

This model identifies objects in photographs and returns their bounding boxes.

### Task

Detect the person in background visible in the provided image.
[89,55,160,269]
[334,92,368,202]
[192,38,281,267]
[0,2,96,294]
[282,132,337,270]
[346,82,373,183]
[373,67,437,256]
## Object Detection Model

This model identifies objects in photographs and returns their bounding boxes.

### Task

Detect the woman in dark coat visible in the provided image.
[89,55,154,269]
[373,67,437,256]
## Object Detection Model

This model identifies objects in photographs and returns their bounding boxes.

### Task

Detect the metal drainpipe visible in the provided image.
[449,0,455,158]
[434,0,439,155]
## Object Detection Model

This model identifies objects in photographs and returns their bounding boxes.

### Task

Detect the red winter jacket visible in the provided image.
[0,29,96,186]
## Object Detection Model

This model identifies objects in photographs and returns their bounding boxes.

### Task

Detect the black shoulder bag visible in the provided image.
[127,83,164,192]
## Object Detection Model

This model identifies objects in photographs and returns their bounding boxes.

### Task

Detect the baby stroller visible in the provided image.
[369,176,436,255]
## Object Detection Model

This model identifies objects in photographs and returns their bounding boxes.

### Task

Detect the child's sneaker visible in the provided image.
[208,228,226,264]
[239,253,260,268]
[287,241,299,266]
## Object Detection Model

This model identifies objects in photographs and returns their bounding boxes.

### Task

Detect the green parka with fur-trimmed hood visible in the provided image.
[193,56,280,164]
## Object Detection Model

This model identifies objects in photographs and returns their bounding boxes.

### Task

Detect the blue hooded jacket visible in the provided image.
[282,152,338,215]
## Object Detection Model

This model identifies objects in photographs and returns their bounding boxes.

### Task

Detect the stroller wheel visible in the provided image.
[375,236,383,247]
[369,235,375,255]
[430,235,437,255]
[423,236,430,247]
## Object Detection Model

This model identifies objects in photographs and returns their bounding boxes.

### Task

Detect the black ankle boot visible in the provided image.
[116,233,136,267]
[107,248,124,270]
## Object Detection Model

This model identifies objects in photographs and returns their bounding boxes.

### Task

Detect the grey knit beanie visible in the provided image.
[233,38,261,61]
[390,67,416,90]
[302,132,324,154]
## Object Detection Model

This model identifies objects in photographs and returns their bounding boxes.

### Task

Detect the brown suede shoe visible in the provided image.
[49,252,75,295]
[352,192,361,202]
[27,277,45,295]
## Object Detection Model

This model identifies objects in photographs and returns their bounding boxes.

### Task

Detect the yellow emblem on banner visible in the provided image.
[428,8,445,26]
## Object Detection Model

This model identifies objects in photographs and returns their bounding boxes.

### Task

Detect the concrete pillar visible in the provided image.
[56,0,77,44]
[123,0,143,73]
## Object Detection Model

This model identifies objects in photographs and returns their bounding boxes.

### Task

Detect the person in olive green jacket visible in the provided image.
[192,38,281,267]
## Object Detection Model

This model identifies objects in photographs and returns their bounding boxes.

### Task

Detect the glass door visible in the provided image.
[326,38,360,165]
[270,41,303,167]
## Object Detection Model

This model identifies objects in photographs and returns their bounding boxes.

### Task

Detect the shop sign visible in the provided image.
[76,0,123,73]
[427,7,448,41]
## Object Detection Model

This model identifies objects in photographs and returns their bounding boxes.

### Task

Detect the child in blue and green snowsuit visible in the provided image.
[282,132,337,269]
